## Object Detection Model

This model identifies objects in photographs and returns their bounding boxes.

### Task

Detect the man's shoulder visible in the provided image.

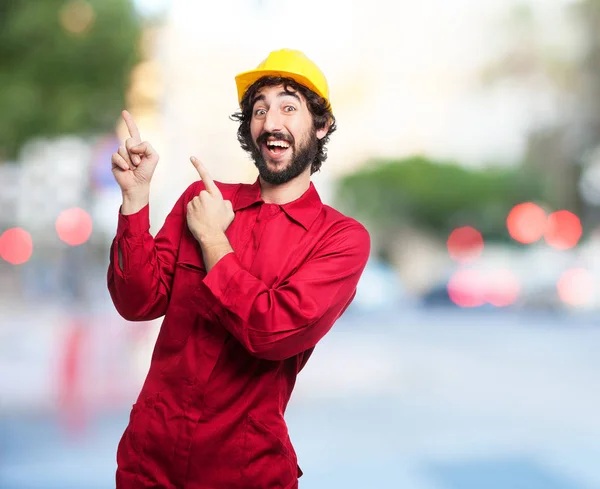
[320,204,370,238]
[320,203,366,227]
[184,180,245,199]
[314,205,370,261]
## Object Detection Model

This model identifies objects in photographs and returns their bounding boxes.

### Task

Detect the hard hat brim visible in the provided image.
[235,69,329,108]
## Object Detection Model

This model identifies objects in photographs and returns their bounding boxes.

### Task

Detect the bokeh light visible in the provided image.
[0,228,33,265]
[59,0,95,35]
[447,269,486,308]
[447,226,484,264]
[506,202,547,244]
[544,210,582,250]
[484,269,520,307]
[557,268,595,306]
[56,208,93,246]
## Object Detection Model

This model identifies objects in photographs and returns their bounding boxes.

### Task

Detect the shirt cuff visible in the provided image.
[202,252,242,306]
[117,204,150,238]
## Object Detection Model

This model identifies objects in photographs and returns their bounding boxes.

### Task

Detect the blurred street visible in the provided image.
[2,303,600,489]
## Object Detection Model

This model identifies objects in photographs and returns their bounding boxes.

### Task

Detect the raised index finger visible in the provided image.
[122,110,141,142]
[191,157,221,197]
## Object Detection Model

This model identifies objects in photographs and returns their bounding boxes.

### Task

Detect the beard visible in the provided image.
[249,130,319,185]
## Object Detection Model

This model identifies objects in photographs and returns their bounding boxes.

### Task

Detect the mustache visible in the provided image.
[256,132,294,146]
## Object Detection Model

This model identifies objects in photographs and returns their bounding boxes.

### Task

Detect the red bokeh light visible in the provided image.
[544,210,582,250]
[447,226,484,264]
[0,228,33,265]
[506,202,546,244]
[557,268,594,306]
[484,269,520,307]
[447,269,486,308]
[56,208,93,246]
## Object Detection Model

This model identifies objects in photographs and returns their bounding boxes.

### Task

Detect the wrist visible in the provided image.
[197,230,228,249]
[197,232,233,271]
[121,189,150,215]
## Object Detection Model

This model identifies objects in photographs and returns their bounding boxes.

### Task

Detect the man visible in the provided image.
[108,48,370,489]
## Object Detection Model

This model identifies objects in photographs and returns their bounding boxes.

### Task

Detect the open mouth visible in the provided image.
[263,139,291,160]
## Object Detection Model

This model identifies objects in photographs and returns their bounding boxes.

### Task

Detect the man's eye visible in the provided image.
[254,108,266,116]
[284,106,296,112]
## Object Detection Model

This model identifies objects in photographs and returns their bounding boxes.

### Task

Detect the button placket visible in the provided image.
[258,203,281,220]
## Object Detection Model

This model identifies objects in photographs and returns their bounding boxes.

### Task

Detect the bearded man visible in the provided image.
[108,48,371,489]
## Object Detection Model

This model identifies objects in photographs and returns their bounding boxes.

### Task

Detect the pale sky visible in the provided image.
[131,0,581,184]
[132,0,579,167]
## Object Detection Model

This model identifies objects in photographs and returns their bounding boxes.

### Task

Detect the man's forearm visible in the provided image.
[198,233,234,272]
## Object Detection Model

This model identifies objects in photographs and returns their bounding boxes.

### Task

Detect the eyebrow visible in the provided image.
[252,90,301,107]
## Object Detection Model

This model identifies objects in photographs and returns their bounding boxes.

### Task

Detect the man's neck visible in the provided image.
[259,171,311,205]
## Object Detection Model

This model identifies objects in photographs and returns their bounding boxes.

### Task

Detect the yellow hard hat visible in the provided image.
[235,49,330,109]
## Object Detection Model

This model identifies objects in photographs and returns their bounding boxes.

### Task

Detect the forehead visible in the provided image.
[252,84,306,105]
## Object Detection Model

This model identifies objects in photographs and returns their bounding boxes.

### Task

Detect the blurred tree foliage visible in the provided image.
[335,156,548,242]
[480,0,600,220]
[337,1,600,248]
[0,0,141,161]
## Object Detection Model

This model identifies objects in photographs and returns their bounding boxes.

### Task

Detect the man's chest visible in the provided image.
[177,205,316,288]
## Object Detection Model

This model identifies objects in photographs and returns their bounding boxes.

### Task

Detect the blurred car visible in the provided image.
[348,258,411,312]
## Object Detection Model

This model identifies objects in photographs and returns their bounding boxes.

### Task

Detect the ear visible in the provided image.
[316,117,331,140]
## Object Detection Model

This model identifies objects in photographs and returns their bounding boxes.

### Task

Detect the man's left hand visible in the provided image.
[187,156,235,245]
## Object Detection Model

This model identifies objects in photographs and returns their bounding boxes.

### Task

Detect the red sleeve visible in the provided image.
[107,185,195,321]
[201,223,371,361]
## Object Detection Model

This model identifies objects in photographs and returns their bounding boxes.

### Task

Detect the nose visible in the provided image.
[263,108,283,133]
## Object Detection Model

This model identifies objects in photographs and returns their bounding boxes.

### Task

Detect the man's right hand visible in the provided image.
[111,110,159,214]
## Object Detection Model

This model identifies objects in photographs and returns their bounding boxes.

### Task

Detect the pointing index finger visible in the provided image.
[122,110,141,142]
[191,157,221,197]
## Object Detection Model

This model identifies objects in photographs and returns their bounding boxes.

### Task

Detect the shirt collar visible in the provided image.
[233,177,323,231]
[232,178,263,212]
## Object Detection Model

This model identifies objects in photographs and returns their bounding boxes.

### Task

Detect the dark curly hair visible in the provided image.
[230,76,337,174]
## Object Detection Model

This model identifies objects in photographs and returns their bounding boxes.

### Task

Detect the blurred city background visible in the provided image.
[2,0,600,488]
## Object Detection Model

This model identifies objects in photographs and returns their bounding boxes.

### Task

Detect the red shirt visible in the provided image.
[108,177,370,489]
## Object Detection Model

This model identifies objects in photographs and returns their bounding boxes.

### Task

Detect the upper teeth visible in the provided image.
[268,141,289,148]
